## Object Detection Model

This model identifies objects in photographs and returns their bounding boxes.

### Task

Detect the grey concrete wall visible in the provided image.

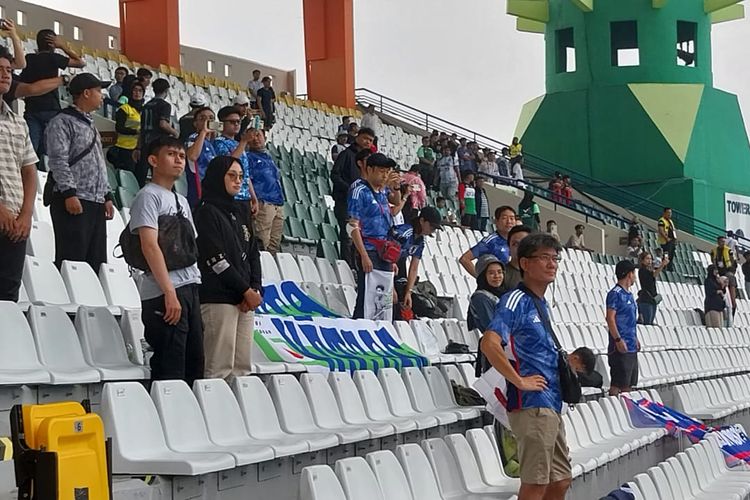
[3,0,296,94]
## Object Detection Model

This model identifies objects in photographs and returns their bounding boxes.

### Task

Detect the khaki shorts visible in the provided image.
[508,407,572,485]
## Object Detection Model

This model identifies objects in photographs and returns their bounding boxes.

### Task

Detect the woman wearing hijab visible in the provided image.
[704,264,726,328]
[468,254,508,335]
[195,156,263,380]
[517,192,540,231]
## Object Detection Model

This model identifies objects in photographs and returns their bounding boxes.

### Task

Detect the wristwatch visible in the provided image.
[613,337,622,342]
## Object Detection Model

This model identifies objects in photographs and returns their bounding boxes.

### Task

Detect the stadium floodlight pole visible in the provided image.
[506,0,750,235]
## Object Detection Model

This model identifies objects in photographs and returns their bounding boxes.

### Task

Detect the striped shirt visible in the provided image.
[0,101,38,216]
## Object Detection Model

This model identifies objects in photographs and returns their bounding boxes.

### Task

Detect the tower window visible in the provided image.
[677,21,697,67]
[611,21,639,67]
[556,28,576,73]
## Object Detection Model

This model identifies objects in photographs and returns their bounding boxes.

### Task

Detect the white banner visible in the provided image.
[725,192,750,240]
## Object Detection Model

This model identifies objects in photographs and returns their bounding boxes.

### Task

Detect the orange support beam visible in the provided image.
[119,0,181,69]
[302,0,356,108]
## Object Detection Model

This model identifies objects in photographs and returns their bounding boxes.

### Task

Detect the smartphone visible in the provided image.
[208,121,223,132]
[0,19,8,30]
[252,115,262,129]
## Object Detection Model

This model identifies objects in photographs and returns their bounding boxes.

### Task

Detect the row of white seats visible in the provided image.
[394,319,479,366]
[20,256,141,312]
[636,348,750,387]
[628,437,750,500]
[102,367,480,475]
[675,373,750,420]
[0,302,148,385]
[300,431,520,500]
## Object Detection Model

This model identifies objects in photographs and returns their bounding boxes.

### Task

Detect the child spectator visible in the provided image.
[458,171,477,229]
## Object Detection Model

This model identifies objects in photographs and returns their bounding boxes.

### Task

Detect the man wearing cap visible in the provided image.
[0,46,38,302]
[332,131,349,162]
[331,126,376,264]
[607,260,640,396]
[392,206,442,310]
[232,93,259,139]
[45,73,115,272]
[178,93,208,143]
[348,153,402,319]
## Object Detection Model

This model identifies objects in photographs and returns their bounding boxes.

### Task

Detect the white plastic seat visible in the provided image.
[232,376,338,451]
[276,252,304,282]
[300,373,382,441]
[119,308,146,365]
[60,260,117,311]
[422,438,516,500]
[298,255,323,284]
[99,264,141,309]
[377,368,455,425]
[335,260,356,288]
[192,378,308,458]
[267,374,367,444]
[73,306,150,380]
[260,251,282,284]
[418,366,481,420]
[150,380,274,465]
[366,450,415,500]
[27,305,100,384]
[444,433,519,495]
[330,371,413,435]
[100,382,235,475]
[26,220,55,260]
[395,444,447,500]
[299,465,347,500]
[0,301,51,385]
[466,428,522,488]
[335,456,385,500]
[22,256,77,313]
[353,370,436,430]
[317,257,340,285]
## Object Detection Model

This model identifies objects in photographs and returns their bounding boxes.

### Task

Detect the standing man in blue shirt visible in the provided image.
[480,233,571,500]
[348,153,402,319]
[607,260,640,396]
[459,205,517,277]
[246,128,285,254]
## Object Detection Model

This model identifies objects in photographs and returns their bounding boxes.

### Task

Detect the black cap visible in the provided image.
[615,260,637,279]
[68,73,111,95]
[419,206,443,229]
[367,153,397,169]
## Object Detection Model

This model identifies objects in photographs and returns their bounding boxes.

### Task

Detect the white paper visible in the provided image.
[473,367,510,430]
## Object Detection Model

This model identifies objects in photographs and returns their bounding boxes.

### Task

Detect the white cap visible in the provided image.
[189,93,208,107]
[233,94,250,105]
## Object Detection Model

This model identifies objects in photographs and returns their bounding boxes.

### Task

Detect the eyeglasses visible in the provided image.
[223,119,241,125]
[226,172,244,181]
[525,255,562,263]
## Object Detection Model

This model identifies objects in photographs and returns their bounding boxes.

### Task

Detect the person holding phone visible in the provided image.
[185,106,217,207]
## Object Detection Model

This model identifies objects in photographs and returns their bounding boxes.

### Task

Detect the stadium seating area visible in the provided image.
[6,23,750,500]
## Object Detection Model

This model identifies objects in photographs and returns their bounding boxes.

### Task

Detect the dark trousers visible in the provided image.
[107,146,136,173]
[25,110,59,171]
[638,302,657,325]
[142,284,204,386]
[0,233,26,302]
[335,201,353,266]
[353,250,391,319]
[661,241,676,271]
[50,198,107,272]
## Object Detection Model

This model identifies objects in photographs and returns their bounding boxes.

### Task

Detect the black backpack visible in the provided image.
[411,280,449,319]
[118,189,198,272]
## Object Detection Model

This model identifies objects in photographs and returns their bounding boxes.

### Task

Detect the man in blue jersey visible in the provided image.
[392,206,442,310]
[348,153,402,319]
[607,260,640,396]
[459,205,517,277]
[481,233,571,500]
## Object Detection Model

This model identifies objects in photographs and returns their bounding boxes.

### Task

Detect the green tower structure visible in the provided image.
[509,0,750,233]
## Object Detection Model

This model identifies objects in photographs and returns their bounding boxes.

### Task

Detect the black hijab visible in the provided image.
[476,261,507,299]
[201,156,242,214]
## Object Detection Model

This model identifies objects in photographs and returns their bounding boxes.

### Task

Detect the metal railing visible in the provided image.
[355,87,744,246]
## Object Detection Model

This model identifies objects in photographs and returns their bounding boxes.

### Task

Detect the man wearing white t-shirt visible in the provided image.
[247,69,263,109]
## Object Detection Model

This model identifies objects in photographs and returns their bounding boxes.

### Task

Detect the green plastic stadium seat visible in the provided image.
[117,169,140,196]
